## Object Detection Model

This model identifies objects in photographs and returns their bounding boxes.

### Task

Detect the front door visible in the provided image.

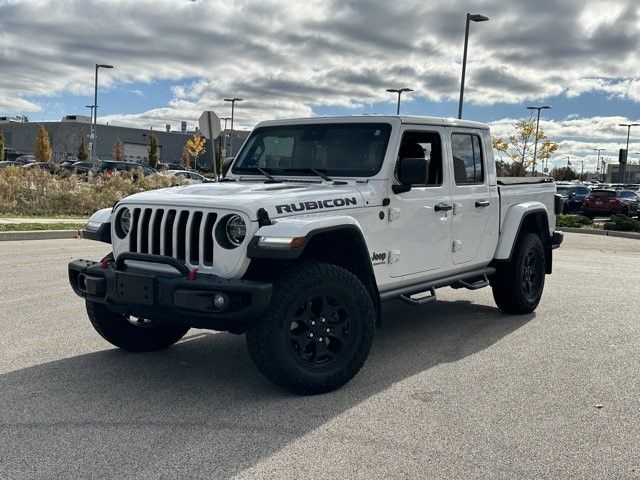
[388,128,453,278]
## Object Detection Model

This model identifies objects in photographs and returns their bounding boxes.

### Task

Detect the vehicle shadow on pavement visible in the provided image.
[0,299,533,479]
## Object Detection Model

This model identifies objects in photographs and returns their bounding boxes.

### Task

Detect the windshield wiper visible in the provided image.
[234,166,280,182]
[283,168,336,182]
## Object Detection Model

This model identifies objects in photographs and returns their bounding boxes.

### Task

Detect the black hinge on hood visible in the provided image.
[257,208,272,227]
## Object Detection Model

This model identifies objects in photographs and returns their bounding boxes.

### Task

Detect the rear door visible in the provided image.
[447,129,496,265]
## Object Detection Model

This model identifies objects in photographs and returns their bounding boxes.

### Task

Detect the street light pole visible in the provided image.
[458,13,489,119]
[91,64,114,169]
[526,105,551,175]
[593,148,603,179]
[385,88,414,115]
[619,123,639,183]
[224,98,243,156]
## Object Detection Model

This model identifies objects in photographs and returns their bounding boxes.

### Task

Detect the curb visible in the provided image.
[0,230,81,241]
[562,227,640,240]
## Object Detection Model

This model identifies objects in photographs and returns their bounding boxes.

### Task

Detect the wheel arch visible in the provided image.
[494,203,553,274]
[246,219,380,323]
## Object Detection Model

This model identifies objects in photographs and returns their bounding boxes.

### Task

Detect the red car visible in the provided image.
[583,189,640,219]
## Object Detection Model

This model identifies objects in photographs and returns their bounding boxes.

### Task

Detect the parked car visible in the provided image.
[22,162,58,173]
[158,162,186,171]
[583,189,640,218]
[556,185,591,214]
[0,161,22,170]
[159,169,210,184]
[69,114,563,394]
[69,161,156,177]
[14,155,36,164]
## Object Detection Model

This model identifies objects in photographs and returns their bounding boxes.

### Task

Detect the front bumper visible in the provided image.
[68,253,272,331]
[552,231,564,250]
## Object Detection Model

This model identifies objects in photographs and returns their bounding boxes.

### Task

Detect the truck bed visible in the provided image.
[497,179,557,233]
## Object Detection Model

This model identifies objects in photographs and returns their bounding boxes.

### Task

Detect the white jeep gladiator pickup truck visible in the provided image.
[69,115,563,394]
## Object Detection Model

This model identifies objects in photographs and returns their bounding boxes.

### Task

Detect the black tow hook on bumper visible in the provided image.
[68,253,273,331]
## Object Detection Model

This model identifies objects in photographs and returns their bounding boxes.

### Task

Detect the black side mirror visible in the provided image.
[221,157,234,178]
[393,157,427,194]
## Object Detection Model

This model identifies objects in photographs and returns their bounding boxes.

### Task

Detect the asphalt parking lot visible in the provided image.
[0,234,639,479]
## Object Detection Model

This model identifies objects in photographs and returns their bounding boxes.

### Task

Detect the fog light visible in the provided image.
[213,293,228,310]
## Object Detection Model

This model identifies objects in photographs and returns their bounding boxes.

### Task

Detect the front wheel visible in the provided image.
[491,233,546,314]
[86,301,189,352]
[246,261,375,395]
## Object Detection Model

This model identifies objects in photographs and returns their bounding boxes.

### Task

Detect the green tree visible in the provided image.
[34,124,53,163]
[0,126,5,161]
[77,135,89,161]
[550,166,578,181]
[112,137,125,161]
[492,118,559,176]
[147,133,159,168]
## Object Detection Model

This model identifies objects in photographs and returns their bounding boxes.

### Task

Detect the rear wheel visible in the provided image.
[246,261,375,395]
[86,301,189,352]
[491,233,546,314]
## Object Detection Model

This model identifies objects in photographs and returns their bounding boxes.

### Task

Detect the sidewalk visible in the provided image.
[0,217,87,224]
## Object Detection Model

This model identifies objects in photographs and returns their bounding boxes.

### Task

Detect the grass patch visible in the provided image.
[603,214,640,233]
[0,166,186,217]
[0,223,86,232]
[556,214,594,228]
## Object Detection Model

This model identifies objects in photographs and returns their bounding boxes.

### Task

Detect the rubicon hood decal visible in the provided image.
[121,181,368,219]
[276,197,358,214]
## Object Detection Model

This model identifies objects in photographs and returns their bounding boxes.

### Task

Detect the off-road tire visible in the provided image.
[86,300,189,352]
[491,233,546,314]
[246,261,375,395]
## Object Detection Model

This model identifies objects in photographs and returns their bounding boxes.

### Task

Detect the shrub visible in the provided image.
[603,214,640,233]
[0,167,186,217]
[556,214,594,228]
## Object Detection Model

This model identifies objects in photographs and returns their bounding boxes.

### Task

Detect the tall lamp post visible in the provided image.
[220,117,231,158]
[526,105,551,175]
[619,123,639,183]
[224,98,243,156]
[593,148,603,179]
[385,88,414,115]
[91,64,114,169]
[458,13,489,119]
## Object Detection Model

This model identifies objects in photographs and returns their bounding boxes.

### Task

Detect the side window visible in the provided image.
[451,133,484,185]
[395,131,443,187]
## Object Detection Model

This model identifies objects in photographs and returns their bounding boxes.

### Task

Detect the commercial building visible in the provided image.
[605,163,640,183]
[0,115,250,170]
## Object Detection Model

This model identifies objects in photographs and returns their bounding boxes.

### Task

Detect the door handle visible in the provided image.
[475,200,490,208]
[434,203,453,212]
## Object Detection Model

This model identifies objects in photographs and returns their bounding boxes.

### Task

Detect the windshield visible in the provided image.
[556,186,571,195]
[232,123,392,177]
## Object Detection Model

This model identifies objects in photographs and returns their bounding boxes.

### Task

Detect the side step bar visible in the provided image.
[451,274,490,290]
[400,287,436,306]
[380,267,496,303]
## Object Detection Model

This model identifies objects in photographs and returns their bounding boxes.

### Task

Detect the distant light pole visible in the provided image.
[593,148,603,178]
[224,98,243,156]
[386,88,414,115]
[619,123,639,183]
[526,105,551,174]
[458,13,489,119]
[91,64,114,168]
[220,117,231,158]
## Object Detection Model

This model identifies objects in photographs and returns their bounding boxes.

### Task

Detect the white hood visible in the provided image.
[121,180,371,220]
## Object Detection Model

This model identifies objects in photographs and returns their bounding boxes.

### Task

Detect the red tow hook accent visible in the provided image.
[99,253,114,269]
[188,268,198,281]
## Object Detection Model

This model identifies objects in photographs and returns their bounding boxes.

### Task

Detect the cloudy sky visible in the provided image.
[1,0,640,171]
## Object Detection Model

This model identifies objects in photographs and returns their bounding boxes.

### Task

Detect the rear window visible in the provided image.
[574,187,590,195]
[619,191,637,198]
[590,190,616,198]
[556,186,571,195]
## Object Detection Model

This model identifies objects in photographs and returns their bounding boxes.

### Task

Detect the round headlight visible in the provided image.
[225,215,246,246]
[118,207,131,237]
